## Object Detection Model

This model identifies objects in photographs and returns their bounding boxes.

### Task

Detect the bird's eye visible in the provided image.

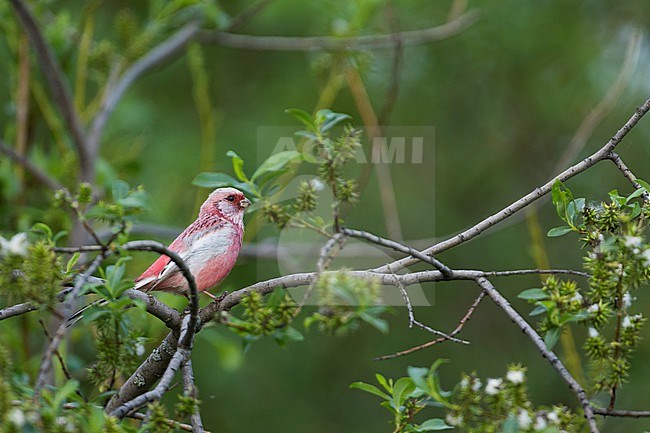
[227,195,235,202]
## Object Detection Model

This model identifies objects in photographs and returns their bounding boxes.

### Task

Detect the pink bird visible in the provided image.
[134,187,250,301]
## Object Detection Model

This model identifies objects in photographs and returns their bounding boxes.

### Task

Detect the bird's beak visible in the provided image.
[240,198,252,209]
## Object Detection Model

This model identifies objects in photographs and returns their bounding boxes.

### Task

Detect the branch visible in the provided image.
[87,21,202,161]
[109,315,193,419]
[342,227,453,277]
[181,359,204,432]
[8,0,90,181]
[0,139,64,190]
[593,408,650,418]
[375,98,650,273]
[474,277,598,433]
[198,10,480,51]
[376,289,485,361]
[608,152,650,201]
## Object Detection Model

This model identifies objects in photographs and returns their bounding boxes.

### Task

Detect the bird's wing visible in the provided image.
[134,237,190,291]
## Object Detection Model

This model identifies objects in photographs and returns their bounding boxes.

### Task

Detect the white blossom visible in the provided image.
[459,377,469,389]
[136,342,146,357]
[517,410,532,430]
[622,292,634,309]
[587,303,600,314]
[547,411,560,425]
[445,414,463,427]
[570,292,583,303]
[485,378,503,395]
[624,236,643,248]
[506,369,525,385]
[533,416,548,431]
[310,179,325,191]
[588,327,599,338]
[632,313,643,321]
[472,378,482,392]
[642,249,650,267]
[7,409,25,427]
[0,233,29,257]
[622,316,633,328]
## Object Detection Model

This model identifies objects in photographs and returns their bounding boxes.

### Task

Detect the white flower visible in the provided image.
[622,316,633,328]
[0,233,29,257]
[547,411,560,425]
[310,179,325,191]
[460,377,469,389]
[485,378,503,395]
[632,313,643,321]
[570,292,583,303]
[445,414,463,427]
[597,234,605,243]
[622,292,634,309]
[588,327,599,338]
[642,249,650,267]
[587,303,600,314]
[136,342,146,357]
[7,409,25,427]
[472,378,482,392]
[506,370,525,385]
[517,410,532,430]
[533,416,548,431]
[624,236,643,248]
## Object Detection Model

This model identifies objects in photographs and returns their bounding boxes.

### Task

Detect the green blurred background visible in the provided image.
[3,0,650,431]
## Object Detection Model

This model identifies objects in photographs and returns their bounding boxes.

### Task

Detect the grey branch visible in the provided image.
[608,152,650,201]
[181,359,204,432]
[375,98,650,273]
[198,10,480,51]
[342,227,453,277]
[0,140,64,190]
[87,21,202,162]
[109,316,193,418]
[475,277,599,433]
[593,408,650,418]
[8,0,90,181]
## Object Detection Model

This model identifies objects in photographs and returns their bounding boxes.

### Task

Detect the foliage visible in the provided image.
[522,181,649,397]
[352,361,583,433]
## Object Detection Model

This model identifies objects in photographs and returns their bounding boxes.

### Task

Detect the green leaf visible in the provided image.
[53,380,79,408]
[544,327,562,350]
[635,178,650,191]
[193,172,239,188]
[285,108,315,130]
[415,419,453,431]
[547,226,573,237]
[31,222,53,239]
[375,373,391,393]
[626,187,646,203]
[517,288,548,300]
[227,150,248,182]
[529,304,547,316]
[320,111,351,132]
[112,179,129,200]
[392,377,416,408]
[65,252,81,274]
[501,414,518,433]
[350,381,391,400]
[251,151,301,182]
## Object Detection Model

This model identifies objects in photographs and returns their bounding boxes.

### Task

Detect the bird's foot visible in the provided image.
[204,290,228,303]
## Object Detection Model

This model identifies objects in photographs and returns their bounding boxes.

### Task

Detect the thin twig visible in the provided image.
[389,265,467,343]
[608,152,650,201]
[293,233,347,317]
[376,289,485,361]
[593,408,650,418]
[378,0,403,125]
[342,227,453,277]
[198,10,480,51]
[181,359,204,432]
[475,277,598,433]
[375,98,650,273]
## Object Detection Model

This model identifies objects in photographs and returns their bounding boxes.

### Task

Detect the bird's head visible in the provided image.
[201,187,251,222]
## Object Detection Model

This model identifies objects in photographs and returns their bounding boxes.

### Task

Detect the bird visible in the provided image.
[133,187,251,301]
